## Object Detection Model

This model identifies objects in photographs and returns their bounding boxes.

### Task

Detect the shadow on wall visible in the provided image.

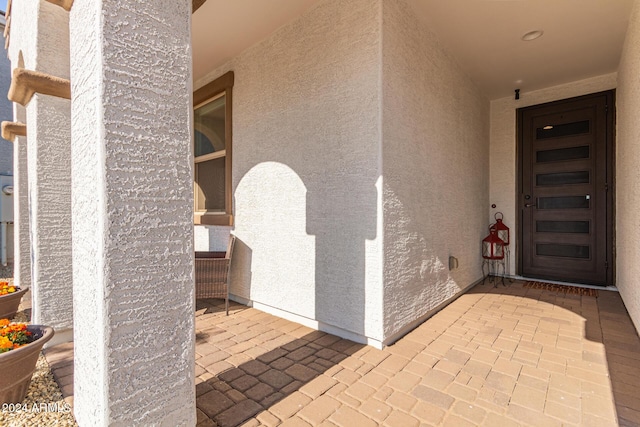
[306,176,377,338]
[233,162,378,340]
[230,160,484,343]
[230,237,252,300]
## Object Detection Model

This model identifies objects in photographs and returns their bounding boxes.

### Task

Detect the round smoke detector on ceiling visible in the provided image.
[522,30,544,41]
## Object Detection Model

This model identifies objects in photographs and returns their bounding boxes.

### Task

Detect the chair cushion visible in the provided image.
[195,251,226,259]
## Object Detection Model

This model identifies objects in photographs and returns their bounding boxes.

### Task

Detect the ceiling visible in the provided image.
[405,0,635,99]
[192,0,635,99]
[191,0,320,82]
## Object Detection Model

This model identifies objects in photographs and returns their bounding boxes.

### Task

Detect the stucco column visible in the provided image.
[12,105,30,291]
[21,1,74,343]
[69,0,195,424]
[26,95,72,338]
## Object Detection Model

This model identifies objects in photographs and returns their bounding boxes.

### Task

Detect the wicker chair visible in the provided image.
[195,235,235,315]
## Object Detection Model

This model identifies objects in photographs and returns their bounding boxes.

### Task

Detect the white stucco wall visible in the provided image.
[195,225,232,252]
[381,0,490,342]
[27,93,73,331]
[616,0,640,333]
[13,106,29,288]
[8,2,70,78]
[195,0,384,343]
[489,73,617,276]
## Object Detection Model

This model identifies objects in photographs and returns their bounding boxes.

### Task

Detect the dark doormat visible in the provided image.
[523,281,599,297]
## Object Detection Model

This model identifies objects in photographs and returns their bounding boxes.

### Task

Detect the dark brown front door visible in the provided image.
[518,91,614,286]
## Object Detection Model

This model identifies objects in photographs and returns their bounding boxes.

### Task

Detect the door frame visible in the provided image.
[516,90,615,286]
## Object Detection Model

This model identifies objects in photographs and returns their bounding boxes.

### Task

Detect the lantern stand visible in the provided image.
[502,246,514,283]
[482,258,506,287]
[481,225,506,287]
[493,212,514,284]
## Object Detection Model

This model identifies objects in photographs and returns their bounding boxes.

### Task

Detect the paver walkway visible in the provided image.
[44,281,640,426]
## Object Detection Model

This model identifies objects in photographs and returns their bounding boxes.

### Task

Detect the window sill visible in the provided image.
[194,213,234,226]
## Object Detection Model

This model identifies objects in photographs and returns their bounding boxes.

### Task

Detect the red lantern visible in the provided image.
[493,212,510,246]
[482,226,505,260]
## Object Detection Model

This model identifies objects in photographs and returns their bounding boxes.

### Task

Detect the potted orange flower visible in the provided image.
[0,281,28,320]
[0,319,54,404]
[0,320,33,352]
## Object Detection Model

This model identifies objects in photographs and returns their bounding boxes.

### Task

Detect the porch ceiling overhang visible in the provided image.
[406,0,635,99]
[192,0,321,81]
[192,0,635,99]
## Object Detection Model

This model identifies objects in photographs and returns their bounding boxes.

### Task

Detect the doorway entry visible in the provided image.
[517,91,614,286]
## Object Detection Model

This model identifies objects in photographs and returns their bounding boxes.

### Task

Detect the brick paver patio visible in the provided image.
[44,280,640,426]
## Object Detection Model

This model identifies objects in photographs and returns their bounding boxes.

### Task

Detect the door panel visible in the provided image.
[536,145,590,163]
[535,171,590,186]
[519,91,613,285]
[535,220,590,234]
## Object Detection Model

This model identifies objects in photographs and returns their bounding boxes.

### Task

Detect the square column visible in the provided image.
[26,93,73,338]
[69,0,195,424]
[12,105,30,291]
[6,0,74,342]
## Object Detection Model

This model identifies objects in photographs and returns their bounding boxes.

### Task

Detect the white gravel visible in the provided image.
[0,354,77,427]
[1,270,78,427]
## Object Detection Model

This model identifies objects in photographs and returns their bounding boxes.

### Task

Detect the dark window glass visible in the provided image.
[536,146,590,163]
[536,221,590,234]
[536,244,590,259]
[536,171,589,186]
[195,158,225,211]
[536,120,589,140]
[538,196,590,209]
[194,95,226,157]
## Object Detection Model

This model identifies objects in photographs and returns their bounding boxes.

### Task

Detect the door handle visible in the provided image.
[523,194,536,208]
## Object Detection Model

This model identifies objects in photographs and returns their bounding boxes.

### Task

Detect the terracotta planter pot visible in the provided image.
[0,325,55,404]
[0,287,28,320]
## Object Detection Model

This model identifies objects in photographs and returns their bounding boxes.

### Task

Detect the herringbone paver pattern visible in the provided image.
[44,281,640,426]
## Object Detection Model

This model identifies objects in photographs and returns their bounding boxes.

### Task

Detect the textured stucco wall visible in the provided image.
[616,0,640,333]
[70,0,195,424]
[381,0,490,341]
[8,2,70,78]
[27,94,72,330]
[7,0,73,333]
[13,105,29,289]
[195,0,384,342]
[7,9,32,287]
[489,73,617,276]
